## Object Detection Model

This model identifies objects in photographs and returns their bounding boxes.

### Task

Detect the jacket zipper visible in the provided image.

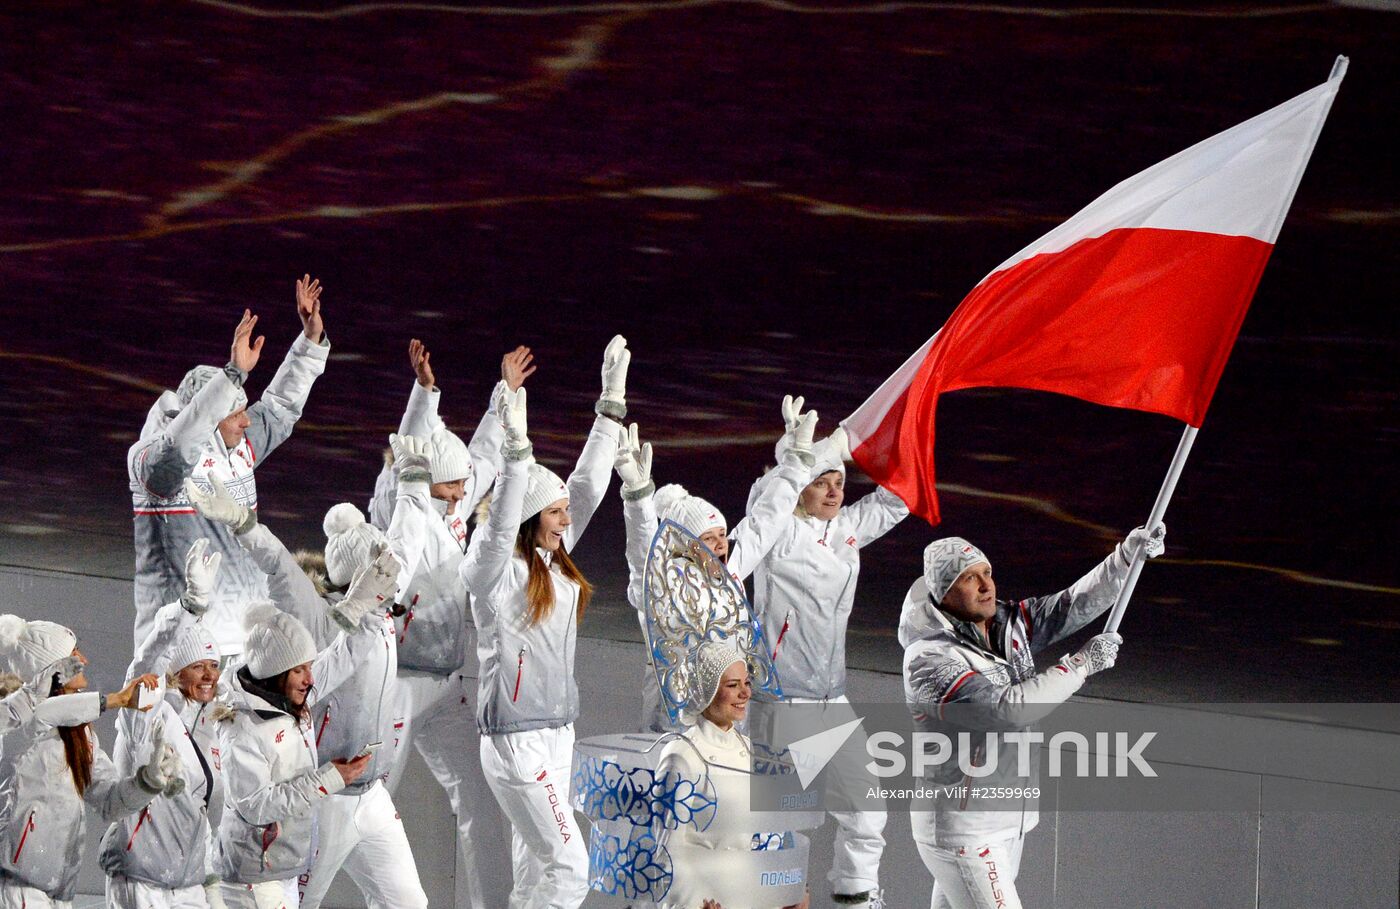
[126,806,151,851]
[260,822,280,870]
[771,609,794,660]
[11,811,34,863]
[398,593,419,643]
[315,707,332,747]
[512,647,526,703]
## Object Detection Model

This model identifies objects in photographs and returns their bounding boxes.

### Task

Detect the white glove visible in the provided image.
[780,395,818,465]
[1059,632,1122,677]
[389,433,432,485]
[180,538,222,616]
[498,386,531,461]
[1124,523,1167,561]
[331,544,401,632]
[596,335,630,419]
[183,477,255,534]
[32,656,84,698]
[780,394,806,433]
[614,423,654,499]
[138,724,186,797]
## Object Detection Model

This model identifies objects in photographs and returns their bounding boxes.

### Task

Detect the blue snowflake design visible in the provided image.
[588,829,673,901]
[573,752,718,832]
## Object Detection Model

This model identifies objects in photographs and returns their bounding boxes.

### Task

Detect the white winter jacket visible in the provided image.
[0,696,159,900]
[101,602,221,890]
[213,627,374,883]
[369,380,506,676]
[461,416,618,735]
[746,472,908,700]
[235,510,421,794]
[129,333,330,653]
[897,542,1136,846]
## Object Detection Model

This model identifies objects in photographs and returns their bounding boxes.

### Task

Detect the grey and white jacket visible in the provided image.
[234,497,426,794]
[129,333,330,653]
[369,380,505,676]
[745,471,908,700]
[0,696,159,900]
[897,542,1136,846]
[213,626,373,884]
[461,415,618,736]
[101,602,221,890]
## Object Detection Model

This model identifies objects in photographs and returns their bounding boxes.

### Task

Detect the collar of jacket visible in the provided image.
[929,593,1011,662]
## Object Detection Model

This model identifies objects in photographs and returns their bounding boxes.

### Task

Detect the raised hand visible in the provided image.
[332,544,400,631]
[597,335,629,419]
[389,432,432,484]
[501,345,536,391]
[181,538,222,616]
[409,338,435,389]
[296,274,324,343]
[614,423,653,495]
[230,309,265,374]
[498,386,530,459]
[781,395,806,433]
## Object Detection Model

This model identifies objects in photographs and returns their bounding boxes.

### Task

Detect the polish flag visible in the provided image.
[846,58,1347,526]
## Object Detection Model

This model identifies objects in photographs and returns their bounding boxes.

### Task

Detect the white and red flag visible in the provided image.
[846,58,1347,525]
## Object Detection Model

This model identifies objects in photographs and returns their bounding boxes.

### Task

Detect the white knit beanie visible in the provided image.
[0,615,77,681]
[681,639,747,726]
[653,484,727,536]
[177,365,248,414]
[168,623,221,673]
[923,537,991,605]
[323,503,386,588]
[522,463,568,522]
[429,428,473,485]
[243,603,317,680]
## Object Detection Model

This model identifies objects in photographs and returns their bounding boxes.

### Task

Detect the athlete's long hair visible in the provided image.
[49,677,94,795]
[515,514,592,628]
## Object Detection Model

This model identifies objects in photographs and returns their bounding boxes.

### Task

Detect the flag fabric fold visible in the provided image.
[846,58,1347,526]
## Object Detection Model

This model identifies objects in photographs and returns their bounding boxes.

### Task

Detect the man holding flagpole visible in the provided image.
[899,526,1163,909]
[839,54,1346,909]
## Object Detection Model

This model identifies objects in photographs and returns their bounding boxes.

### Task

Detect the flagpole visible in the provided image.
[1103,425,1198,634]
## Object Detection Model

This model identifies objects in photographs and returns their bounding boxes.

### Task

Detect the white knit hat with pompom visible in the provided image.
[653,484,727,537]
[0,615,77,682]
[323,503,387,588]
[242,602,316,680]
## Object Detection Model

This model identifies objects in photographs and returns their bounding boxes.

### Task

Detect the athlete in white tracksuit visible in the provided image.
[744,417,910,907]
[460,338,626,909]
[366,341,526,907]
[900,530,1162,909]
[128,282,330,655]
[615,400,818,731]
[0,617,180,909]
[187,474,427,909]
[213,604,381,909]
[102,539,228,909]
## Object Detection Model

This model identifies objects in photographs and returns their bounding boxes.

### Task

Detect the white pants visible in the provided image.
[789,695,887,895]
[294,780,427,909]
[105,875,209,908]
[215,880,297,909]
[0,880,71,908]
[911,813,1024,909]
[480,725,590,909]
[385,670,510,908]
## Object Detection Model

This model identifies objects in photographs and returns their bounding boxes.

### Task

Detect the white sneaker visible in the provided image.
[833,890,885,909]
